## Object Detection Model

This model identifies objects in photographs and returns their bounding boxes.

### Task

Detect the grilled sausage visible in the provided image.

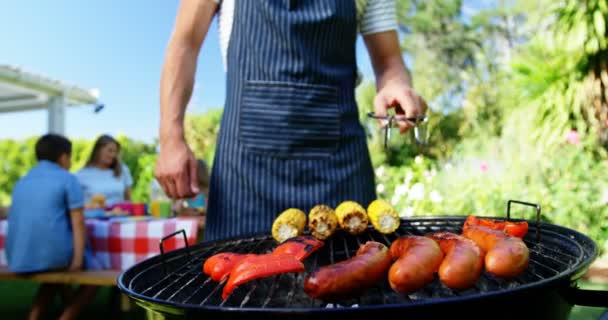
[463,225,529,278]
[388,236,444,294]
[304,241,391,300]
[426,232,484,290]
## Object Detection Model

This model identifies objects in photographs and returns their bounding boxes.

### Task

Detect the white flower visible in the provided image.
[415,155,424,164]
[430,190,443,203]
[430,169,437,177]
[376,184,385,194]
[375,166,386,177]
[404,171,414,184]
[444,163,453,170]
[408,183,425,201]
[394,184,409,196]
[423,170,435,183]
[391,194,401,205]
[400,206,415,218]
[602,188,608,204]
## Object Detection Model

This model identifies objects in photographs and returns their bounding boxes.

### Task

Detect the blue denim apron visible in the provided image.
[205,0,376,241]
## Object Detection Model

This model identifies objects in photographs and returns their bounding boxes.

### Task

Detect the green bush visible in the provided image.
[130,153,158,203]
[185,108,223,166]
[0,138,37,205]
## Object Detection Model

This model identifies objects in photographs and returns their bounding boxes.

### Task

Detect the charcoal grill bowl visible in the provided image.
[118,216,608,320]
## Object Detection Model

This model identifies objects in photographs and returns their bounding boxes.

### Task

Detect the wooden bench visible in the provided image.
[0,266,120,286]
[584,262,608,284]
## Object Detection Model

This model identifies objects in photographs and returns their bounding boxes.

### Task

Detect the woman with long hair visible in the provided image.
[77,135,133,207]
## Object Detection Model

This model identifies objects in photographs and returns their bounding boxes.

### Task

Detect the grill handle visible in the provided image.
[159,229,191,275]
[507,200,541,243]
[562,285,608,307]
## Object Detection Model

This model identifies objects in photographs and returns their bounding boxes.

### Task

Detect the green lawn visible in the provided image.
[0,281,605,319]
[569,282,608,320]
[0,281,145,320]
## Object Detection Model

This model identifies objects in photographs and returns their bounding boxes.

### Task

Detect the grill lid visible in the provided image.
[118,216,598,315]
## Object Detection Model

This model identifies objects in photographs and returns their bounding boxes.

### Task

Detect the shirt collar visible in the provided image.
[37,160,62,170]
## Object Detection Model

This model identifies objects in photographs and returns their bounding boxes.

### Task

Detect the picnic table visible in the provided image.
[0,216,200,315]
[0,216,201,270]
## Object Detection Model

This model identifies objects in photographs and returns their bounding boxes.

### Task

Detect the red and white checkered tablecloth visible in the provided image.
[0,217,199,271]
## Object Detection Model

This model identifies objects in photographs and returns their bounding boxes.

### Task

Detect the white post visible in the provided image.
[48,94,66,134]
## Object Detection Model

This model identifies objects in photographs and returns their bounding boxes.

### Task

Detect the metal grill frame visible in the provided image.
[118,216,599,317]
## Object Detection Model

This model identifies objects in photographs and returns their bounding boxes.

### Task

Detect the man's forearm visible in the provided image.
[160,41,199,143]
[364,31,413,89]
[159,0,216,144]
[374,55,412,89]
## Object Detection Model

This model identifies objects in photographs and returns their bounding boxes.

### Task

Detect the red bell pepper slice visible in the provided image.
[203,253,253,282]
[204,236,322,283]
[222,254,304,300]
[464,216,528,238]
[503,222,529,238]
[272,235,324,261]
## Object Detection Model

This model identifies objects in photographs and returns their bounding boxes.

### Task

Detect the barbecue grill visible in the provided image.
[118,200,608,320]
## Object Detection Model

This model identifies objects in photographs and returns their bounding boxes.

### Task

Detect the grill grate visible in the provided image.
[122,217,596,311]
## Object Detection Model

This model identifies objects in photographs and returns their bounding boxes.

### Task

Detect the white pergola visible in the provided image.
[0,64,101,134]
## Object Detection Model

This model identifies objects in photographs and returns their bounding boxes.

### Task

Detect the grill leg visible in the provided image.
[145,309,182,320]
[145,309,165,320]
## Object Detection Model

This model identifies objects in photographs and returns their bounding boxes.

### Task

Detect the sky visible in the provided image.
[1,0,490,143]
[0,0,379,143]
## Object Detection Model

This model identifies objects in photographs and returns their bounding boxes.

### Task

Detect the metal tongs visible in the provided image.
[367,112,428,148]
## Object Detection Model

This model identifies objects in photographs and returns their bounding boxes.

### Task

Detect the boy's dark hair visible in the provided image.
[35,134,72,162]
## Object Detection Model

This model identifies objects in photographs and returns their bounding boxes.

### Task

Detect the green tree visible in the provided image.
[398,0,480,110]
[506,0,608,150]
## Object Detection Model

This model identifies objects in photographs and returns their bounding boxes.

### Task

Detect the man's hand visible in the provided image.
[374,80,428,134]
[364,30,429,134]
[68,257,83,272]
[155,138,200,199]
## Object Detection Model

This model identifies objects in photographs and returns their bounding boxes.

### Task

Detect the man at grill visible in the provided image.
[155,0,428,241]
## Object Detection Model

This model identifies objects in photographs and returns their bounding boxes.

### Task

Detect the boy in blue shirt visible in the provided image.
[7,134,96,320]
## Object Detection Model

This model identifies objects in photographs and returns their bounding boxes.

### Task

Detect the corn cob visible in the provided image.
[308,205,338,240]
[367,199,400,234]
[272,208,307,242]
[335,201,369,235]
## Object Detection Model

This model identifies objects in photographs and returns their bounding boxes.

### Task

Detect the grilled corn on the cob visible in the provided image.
[335,201,369,235]
[367,199,400,234]
[308,205,338,240]
[272,208,307,242]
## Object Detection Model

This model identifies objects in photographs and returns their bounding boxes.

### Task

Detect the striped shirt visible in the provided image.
[214,0,398,68]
